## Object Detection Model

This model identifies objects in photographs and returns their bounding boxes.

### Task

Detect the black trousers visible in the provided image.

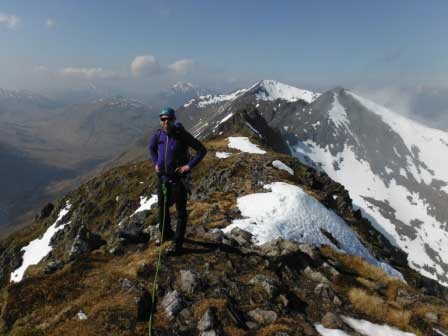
[157,176,188,248]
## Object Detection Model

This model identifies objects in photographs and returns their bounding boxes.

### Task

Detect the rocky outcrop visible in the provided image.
[69,224,105,260]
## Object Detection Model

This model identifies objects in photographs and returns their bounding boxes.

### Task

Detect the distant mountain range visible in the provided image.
[0,82,208,230]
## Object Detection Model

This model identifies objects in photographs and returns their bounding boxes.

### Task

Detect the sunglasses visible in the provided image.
[160,117,173,122]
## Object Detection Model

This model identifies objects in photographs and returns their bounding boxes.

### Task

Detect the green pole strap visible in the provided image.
[148,182,168,336]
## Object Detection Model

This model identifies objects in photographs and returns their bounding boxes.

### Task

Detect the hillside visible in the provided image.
[1,115,447,335]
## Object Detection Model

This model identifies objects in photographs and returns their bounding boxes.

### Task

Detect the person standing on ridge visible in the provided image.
[149,107,207,255]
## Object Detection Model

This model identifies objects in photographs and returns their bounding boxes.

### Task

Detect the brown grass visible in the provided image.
[2,244,162,335]
[349,288,385,317]
[223,326,247,336]
[412,304,448,328]
[321,246,393,284]
[348,288,411,330]
[192,298,228,319]
[256,324,293,336]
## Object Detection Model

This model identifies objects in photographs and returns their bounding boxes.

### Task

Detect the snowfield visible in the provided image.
[254,80,320,104]
[227,137,266,154]
[10,202,72,283]
[223,182,402,279]
[293,90,448,286]
[293,138,448,284]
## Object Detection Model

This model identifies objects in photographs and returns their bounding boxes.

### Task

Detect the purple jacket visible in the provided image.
[149,123,207,176]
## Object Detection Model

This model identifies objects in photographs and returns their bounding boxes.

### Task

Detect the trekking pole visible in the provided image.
[148,182,168,336]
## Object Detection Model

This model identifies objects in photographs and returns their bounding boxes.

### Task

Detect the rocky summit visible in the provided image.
[1,109,448,336]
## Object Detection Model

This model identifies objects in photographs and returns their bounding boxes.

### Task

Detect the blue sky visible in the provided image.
[0,0,447,95]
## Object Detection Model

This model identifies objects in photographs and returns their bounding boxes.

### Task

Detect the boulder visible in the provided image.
[39,203,54,220]
[249,274,279,298]
[118,214,150,244]
[303,267,329,284]
[197,308,217,331]
[321,312,343,329]
[227,227,253,247]
[178,270,200,294]
[314,283,339,304]
[200,330,219,336]
[144,225,161,242]
[161,290,184,319]
[258,238,317,260]
[69,224,105,260]
[44,260,64,274]
[247,308,278,324]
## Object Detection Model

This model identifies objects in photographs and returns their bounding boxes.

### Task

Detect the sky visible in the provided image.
[1,0,447,98]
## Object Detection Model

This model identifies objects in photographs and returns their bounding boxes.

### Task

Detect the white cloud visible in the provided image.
[353,86,413,118]
[131,55,161,77]
[0,12,20,30]
[61,67,118,79]
[169,59,194,75]
[45,18,55,29]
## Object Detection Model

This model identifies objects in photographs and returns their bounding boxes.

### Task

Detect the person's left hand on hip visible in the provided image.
[175,165,191,174]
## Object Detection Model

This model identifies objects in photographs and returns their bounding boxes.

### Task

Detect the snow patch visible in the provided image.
[227,137,266,154]
[132,195,158,216]
[197,88,247,108]
[223,182,402,279]
[216,152,233,159]
[315,324,349,336]
[434,328,448,336]
[272,160,294,175]
[328,93,350,131]
[77,311,88,321]
[341,316,416,336]
[220,113,233,124]
[10,202,72,283]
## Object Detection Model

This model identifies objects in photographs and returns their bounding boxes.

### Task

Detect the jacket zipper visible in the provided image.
[164,134,169,173]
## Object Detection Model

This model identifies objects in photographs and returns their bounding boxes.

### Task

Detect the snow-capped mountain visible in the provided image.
[288,88,448,286]
[183,79,319,109]
[178,80,320,136]
[180,80,448,287]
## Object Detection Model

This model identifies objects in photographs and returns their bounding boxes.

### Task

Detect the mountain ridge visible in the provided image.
[171,80,448,287]
[2,124,448,335]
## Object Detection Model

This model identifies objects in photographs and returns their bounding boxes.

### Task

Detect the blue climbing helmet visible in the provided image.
[160,107,176,118]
